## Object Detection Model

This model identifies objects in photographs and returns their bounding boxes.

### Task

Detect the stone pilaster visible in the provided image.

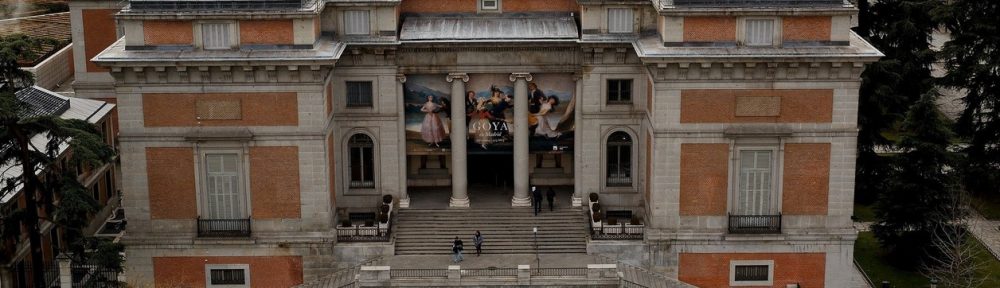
[447,73,470,207]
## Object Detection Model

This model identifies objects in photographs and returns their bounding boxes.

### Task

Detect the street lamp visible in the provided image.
[533,227,539,267]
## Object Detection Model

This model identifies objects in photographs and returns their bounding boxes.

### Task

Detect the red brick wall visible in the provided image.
[680,89,833,123]
[81,9,118,72]
[142,93,298,127]
[249,146,301,219]
[146,147,197,219]
[679,144,729,216]
[240,20,294,45]
[679,253,826,288]
[683,17,737,42]
[153,256,303,287]
[782,143,831,215]
[400,0,577,13]
[783,16,832,41]
[143,21,193,45]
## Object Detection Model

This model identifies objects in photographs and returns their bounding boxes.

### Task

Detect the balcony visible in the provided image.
[129,0,309,11]
[197,217,252,238]
[672,0,843,7]
[728,214,782,234]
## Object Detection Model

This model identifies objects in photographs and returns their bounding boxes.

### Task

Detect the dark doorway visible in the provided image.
[467,153,514,187]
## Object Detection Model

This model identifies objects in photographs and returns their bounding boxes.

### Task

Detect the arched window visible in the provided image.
[348,134,375,188]
[606,131,632,187]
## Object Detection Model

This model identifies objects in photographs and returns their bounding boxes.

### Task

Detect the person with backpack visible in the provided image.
[473,231,484,256]
[452,236,464,263]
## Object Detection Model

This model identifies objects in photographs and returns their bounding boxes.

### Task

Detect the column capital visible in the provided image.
[396,74,407,83]
[509,72,533,82]
[446,73,469,83]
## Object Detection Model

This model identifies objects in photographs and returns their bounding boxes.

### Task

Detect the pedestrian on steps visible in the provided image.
[452,236,464,263]
[546,187,556,211]
[473,231,484,256]
[532,186,542,216]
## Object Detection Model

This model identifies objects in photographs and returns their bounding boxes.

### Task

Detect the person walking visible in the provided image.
[531,186,542,216]
[452,236,464,263]
[546,187,556,211]
[473,231,484,256]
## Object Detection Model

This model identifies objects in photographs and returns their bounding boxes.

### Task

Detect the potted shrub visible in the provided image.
[383,194,393,204]
[377,213,389,224]
[591,203,602,214]
[589,193,599,203]
[380,204,390,214]
[592,211,603,222]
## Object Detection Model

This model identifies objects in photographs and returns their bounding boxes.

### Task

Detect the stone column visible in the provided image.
[396,74,410,208]
[572,73,583,207]
[510,73,532,207]
[447,73,470,207]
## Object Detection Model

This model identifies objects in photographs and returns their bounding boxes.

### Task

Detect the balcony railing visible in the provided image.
[197,217,252,238]
[590,221,644,240]
[129,0,308,11]
[672,0,843,7]
[728,214,782,234]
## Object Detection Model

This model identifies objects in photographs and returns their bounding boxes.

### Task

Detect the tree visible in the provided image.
[0,34,114,287]
[853,0,941,204]
[921,194,987,288]
[873,89,959,269]
[934,0,1000,197]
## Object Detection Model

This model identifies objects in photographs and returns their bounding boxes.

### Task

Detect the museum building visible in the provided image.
[66,0,880,286]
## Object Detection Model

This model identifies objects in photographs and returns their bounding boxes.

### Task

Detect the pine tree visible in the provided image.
[0,34,114,287]
[853,0,941,204]
[934,0,1000,197]
[873,90,958,269]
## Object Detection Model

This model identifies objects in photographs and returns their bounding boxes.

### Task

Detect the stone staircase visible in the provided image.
[394,208,588,255]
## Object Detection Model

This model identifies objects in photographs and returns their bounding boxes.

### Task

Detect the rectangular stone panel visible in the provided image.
[196,99,242,120]
[735,96,781,117]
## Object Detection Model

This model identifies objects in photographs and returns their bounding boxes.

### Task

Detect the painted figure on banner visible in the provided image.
[534,96,561,138]
[420,95,447,147]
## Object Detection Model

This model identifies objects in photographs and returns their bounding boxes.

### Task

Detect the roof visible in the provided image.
[0,12,71,66]
[633,31,883,61]
[1,86,115,204]
[94,37,346,64]
[400,14,579,42]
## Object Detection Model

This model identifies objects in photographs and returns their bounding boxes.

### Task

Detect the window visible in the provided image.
[344,10,370,36]
[203,153,246,219]
[50,228,60,253]
[348,134,375,189]
[744,19,775,46]
[206,264,250,288]
[346,81,373,107]
[480,0,499,11]
[730,260,774,286]
[104,170,114,200]
[606,132,632,187]
[734,149,776,215]
[607,79,632,104]
[607,8,634,34]
[202,23,233,50]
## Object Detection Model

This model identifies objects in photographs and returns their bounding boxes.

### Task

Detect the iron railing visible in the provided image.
[728,214,782,234]
[606,173,632,187]
[129,0,308,11]
[197,217,252,237]
[44,262,60,288]
[336,224,391,242]
[672,0,843,7]
[531,267,587,277]
[389,268,448,278]
[72,264,122,288]
[621,278,646,288]
[463,268,518,277]
[590,220,645,240]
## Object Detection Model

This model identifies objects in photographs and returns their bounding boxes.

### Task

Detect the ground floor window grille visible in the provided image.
[206,264,250,288]
[730,261,773,286]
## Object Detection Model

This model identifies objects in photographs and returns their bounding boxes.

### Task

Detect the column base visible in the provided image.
[449,197,470,208]
[398,197,410,208]
[511,196,531,207]
[571,196,582,207]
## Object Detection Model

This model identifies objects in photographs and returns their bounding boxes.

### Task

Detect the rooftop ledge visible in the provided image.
[92,38,345,66]
[633,31,883,62]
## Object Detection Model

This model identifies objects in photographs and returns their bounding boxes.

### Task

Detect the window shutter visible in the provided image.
[745,19,774,46]
[344,10,370,35]
[607,8,634,34]
[202,23,232,50]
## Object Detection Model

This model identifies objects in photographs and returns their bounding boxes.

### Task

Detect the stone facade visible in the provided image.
[78,0,880,286]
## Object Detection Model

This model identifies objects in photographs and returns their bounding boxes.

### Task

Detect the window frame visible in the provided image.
[738,17,781,47]
[205,264,250,288]
[343,9,371,36]
[345,81,374,108]
[728,142,783,216]
[479,0,501,12]
[606,79,634,104]
[346,133,377,192]
[196,148,250,220]
[605,131,633,187]
[607,7,635,34]
[729,260,774,286]
[197,21,238,50]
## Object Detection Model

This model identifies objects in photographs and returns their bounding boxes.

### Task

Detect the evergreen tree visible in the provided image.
[0,34,115,287]
[853,0,941,204]
[873,90,958,269]
[934,0,1000,197]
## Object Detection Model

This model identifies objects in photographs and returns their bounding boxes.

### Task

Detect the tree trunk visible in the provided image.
[11,126,48,288]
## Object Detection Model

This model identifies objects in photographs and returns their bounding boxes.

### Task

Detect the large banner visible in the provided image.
[404,74,574,155]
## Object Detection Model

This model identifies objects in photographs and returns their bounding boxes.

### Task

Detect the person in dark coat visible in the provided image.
[452,236,464,263]
[546,187,556,211]
[532,186,542,216]
[473,231,484,256]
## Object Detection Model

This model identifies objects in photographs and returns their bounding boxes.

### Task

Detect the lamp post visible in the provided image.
[533,227,539,267]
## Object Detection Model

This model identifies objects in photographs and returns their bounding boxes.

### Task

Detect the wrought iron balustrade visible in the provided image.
[462,268,518,277]
[389,268,448,278]
[728,214,782,234]
[589,220,645,240]
[531,267,587,277]
[197,217,252,237]
[672,0,843,7]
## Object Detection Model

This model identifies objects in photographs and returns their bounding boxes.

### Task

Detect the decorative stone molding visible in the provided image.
[109,65,333,85]
[396,74,407,84]
[646,61,868,81]
[445,73,469,83]
[509,72,533,82]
